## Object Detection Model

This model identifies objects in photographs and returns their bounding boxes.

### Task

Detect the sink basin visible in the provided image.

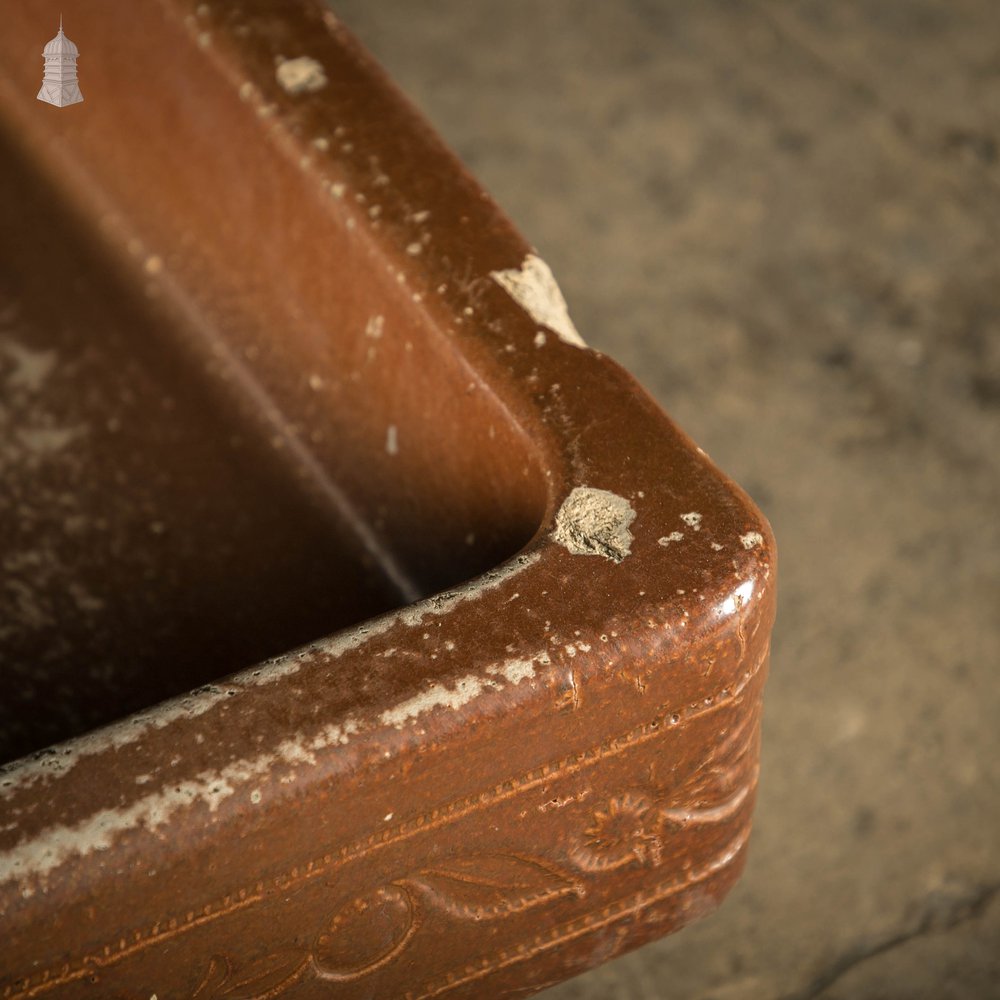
[0,3,776,997]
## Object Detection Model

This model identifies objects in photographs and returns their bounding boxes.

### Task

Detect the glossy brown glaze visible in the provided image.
[0,2,775,997]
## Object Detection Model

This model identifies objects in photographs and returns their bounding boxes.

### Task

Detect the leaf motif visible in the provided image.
[714,707,759,768]
[312,883,419,981]
[658,782,752,827]
[192,949,308,1000]
[408,853,582,919]
[671,708,759,808]
[193,956,230,998]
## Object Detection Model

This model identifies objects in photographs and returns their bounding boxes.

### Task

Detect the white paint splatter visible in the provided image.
[491,254,586,348]
[658,531,684,546]
[275,56,327,95]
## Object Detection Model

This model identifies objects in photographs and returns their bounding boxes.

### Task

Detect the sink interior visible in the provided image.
[0,120,547,766]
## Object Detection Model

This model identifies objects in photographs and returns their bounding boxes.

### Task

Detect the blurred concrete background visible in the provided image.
[333,2,1000,998]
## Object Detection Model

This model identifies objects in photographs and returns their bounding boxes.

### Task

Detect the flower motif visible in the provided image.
[574,794,663,871]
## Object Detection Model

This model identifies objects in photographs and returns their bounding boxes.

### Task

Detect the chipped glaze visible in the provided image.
[552,487,636,562]
[491,254,587,349]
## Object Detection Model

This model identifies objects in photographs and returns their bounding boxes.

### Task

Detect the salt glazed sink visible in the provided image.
[0,3,776,997]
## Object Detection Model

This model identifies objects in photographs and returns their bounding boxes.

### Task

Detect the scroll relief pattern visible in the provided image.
[193,706,760,1000]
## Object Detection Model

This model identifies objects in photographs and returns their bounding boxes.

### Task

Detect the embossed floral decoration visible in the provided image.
[576,793,663,870]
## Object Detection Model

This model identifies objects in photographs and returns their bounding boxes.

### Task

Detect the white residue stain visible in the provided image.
[17,425,84,453]
[381,651,546,729]
[740,531,764,549]
[486,651,548,684]
[3,755,265,886]
[379,675,494,728]
[2,716,365,887]
[681,512,702,531]
[0,651,316,799]
[658,531,684,547]
[491,253,586,348]
[365,315,384,339]
[272,718,359,769]
[386,425,398,455]
[275,56,328,95]
[2,338,56,392]
[1,550,544,808]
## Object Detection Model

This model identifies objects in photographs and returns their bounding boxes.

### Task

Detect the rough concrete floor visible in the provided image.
[334,3,1000,998]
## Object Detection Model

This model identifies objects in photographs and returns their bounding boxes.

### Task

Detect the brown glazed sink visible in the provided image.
[0,3,776,997]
